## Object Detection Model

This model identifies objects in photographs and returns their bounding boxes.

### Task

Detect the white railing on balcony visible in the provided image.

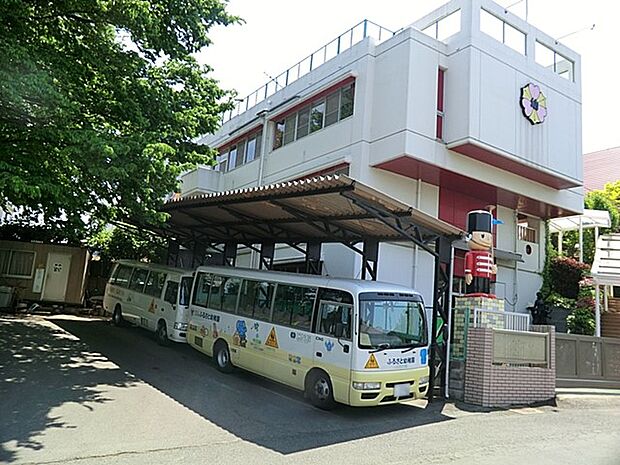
[222,19,395,123]
[517,224,537,243]
[473,308,531,332]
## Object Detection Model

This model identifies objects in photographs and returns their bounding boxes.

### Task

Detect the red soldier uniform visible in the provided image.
[464,210,496,297]
[464,250,494,279]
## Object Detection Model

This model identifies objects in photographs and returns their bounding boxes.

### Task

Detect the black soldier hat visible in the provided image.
[467,210,492,234]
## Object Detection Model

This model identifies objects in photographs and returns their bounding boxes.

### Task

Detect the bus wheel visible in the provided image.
[156,320,169,346]
[112,306,123,327]
[214,341,233,373]
[306,370,336,410]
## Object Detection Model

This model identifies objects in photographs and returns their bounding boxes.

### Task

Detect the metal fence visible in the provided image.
[222,19,395,123]
[556,333,620,387]
[473,308,531,332]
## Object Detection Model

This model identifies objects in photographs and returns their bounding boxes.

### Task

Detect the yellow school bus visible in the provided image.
[186,266,430,409]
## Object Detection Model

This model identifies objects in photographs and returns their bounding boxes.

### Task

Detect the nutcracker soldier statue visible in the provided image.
[464,210,498,297]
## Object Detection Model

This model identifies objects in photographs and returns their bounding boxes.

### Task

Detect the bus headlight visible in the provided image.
[419,376,429,385]
[174,322,188,331]
[352,381,381,391]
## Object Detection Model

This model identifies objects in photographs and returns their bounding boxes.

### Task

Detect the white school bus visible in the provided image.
[186,266,430,409]
[103,260,193,344]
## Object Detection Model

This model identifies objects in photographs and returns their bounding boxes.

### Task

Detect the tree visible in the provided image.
[89,226,167,263]
[0,0,239,239]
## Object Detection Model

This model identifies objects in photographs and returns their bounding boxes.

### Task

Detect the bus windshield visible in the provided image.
[358,297,427,349]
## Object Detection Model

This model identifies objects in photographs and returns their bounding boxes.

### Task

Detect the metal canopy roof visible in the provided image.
[162,175,463,246]
[549,209,611,233]
[591,234,620,286]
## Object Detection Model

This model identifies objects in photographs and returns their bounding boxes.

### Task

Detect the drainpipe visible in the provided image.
[578,216,583,262]
[513,210,519,310]
[251,109,270,270]
[256,110,270,187]
[412,180,422,288]
[444,244,455,398]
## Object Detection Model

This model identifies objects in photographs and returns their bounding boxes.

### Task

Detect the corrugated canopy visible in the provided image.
[549,209,611,233]
[161,175,463,246]
[591,234,620,286]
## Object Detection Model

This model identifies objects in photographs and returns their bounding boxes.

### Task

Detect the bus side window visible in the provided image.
[129,268,148,293]
[114,265,133,288]
[233,279,275,321]
[145,271,167,298]
[221,277,241,314]
[109,264,121,284]
[164,281,179,305]
[273,284,316,330]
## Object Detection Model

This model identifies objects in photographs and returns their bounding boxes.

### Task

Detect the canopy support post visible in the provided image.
[595,282,601,337]
[305,241,322,275]
[260,242,275,270]
[361,240,379,281]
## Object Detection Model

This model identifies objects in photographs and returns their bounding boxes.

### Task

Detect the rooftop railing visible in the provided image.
[222,19,395,123]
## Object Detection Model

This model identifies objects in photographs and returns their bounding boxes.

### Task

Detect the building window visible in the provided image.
[517,215,538,243]
[273,121,285,150]
[436,68,445,140]
[0,250,35,278]
[480,9,526,55]
[296,106,310,139]
[273,82,355,150]
[535,41,574,81]
[215,130,263,172]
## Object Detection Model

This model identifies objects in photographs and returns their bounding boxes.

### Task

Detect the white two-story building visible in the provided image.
[180,0,583,313]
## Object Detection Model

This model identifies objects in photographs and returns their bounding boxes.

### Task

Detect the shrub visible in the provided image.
[549,256,590,299]
[545,292,576,310]
[567,307,595,335]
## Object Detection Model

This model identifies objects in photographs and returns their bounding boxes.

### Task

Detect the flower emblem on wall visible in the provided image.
[520,83,547,125]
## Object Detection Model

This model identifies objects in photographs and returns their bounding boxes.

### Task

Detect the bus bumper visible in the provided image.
[169,329,188,343]
[348,367,430,406]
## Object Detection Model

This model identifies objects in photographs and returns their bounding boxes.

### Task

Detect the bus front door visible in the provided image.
[313,301,353,404]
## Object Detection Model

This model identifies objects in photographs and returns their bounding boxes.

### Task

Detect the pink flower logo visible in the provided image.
[520,83,547,125]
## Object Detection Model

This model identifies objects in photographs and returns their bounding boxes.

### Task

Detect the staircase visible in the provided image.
[602,298,620,338]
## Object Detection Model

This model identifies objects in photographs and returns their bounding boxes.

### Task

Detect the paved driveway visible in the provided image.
[1,315,619,465]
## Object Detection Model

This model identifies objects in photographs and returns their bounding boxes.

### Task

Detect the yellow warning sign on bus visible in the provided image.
[265,327,279,348]
[364,353,380,369]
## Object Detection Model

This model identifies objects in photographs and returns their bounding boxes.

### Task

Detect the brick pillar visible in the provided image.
[464,327,493,405]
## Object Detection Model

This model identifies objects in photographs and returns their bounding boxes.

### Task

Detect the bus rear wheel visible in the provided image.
[112,306,123,327]
[156,320,169,346]
[214,341,233,373]
[306,370,336,410]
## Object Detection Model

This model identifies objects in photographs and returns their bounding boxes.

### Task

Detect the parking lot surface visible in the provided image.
[1,315,619,465]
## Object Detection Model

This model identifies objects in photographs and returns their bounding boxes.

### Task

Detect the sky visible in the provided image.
[197,0,619,154]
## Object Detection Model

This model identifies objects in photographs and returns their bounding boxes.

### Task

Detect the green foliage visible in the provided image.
[540,220,556,297]
[545,292,576,311]
[0,0,240,238]
[567,307,596,335]
[548,256,589,299]
[88,227,166,263]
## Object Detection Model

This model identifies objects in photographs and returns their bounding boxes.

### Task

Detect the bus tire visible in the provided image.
[306,369,336,410]
[214,340,233,373]
[112,305,124,327]
[156,320,169,346]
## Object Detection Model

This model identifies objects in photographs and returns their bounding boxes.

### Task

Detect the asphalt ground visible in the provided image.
[1,315,619,465]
